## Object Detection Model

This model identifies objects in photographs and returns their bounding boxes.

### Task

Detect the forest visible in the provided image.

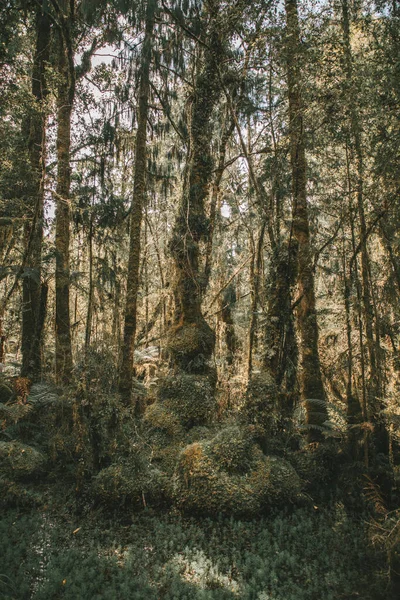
[0,0,399,598]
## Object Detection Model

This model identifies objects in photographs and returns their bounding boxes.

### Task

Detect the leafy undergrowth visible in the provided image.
[0,496,389,600]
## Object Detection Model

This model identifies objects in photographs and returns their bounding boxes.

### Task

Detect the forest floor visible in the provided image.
[0,481,391,600]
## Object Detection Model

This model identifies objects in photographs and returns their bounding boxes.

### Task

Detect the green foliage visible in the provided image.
[0,504,387,600]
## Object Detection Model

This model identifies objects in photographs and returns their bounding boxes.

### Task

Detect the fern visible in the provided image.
[27,383,60,408]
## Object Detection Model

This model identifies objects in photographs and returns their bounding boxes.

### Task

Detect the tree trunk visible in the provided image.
[55,9,75,384]
[202,115,234,295]
[167,1,224,372]
[21,3,50,380]
[285,0,328,442]
[119,0,155,402]
[341,0,389,455]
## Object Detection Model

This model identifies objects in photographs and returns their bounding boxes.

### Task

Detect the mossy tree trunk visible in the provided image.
[167,0,225,371]
[119,0,155,403]
[55,6,75,384]
[21,3,50,380]
[285,0,328,442]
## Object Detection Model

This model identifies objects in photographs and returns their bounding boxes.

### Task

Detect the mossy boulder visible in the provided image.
[143,403,183,437]
[158,373,217,427]
[0,441,46,478]
[173,426,302,517]
[166,320,215,369]
[91,460,171,509]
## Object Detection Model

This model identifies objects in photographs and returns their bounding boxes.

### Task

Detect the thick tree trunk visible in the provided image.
[285,0,328,442]
[21,4,50,380]
[55,14,75,384]
[167,1,224,371]
[119,1,155,402]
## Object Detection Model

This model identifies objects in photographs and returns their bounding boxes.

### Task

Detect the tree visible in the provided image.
[21,1,51,380]
[285,0,328,442]
[119,0,156,403]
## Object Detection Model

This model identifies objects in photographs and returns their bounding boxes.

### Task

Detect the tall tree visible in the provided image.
[341,0,389,455]
[285,0,328,442]
[166,0,226,371]
[54,0,75,383]
[21,1,51,380]
[119,0,156,402]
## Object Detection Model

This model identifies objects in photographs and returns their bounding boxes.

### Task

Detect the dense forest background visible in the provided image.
[0,0,400,598]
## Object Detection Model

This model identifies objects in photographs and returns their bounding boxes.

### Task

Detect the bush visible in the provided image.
[0,441,46,478]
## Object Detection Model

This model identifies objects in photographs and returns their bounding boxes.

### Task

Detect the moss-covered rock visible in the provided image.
[158,373,217,427]
[91,459,172,509]
[0,441,46,478]
[143,403,183,437]
[209,426,254,474]
[0,476,42,508]
[166,320,215,369]
[173,427,302,517]
[91,463,146,507]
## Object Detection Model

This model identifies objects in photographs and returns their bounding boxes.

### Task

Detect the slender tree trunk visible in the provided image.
[119,0,155,401]
[220,284,237,367]
[285,0,328,442]
[247,221,266,379]
[21,3,50,380]
[85,216,94,353]
[202,115,234,295]
[341,0,389,455]
[55,10,75,384]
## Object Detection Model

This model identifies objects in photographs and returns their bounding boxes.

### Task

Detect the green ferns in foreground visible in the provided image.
[0,504,387,600]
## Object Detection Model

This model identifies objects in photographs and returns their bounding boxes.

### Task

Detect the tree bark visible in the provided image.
[167,0,225,372]
[285,0,328,442]
[55,6,75,384]
[21,3,50,380]
[119,0,155,401]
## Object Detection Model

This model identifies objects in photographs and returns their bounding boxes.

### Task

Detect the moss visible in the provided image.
[0,441,47,478]
[166,320,215,369]
[143,403,183,437]
[173,427,302,517]
[0,476,42,508]
[209,426,254,474]
[159,373,217,428]
[241,371,278,433]
[91,458,172,509]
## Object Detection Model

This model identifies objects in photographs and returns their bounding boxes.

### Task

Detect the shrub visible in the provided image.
[0,441,46,478]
